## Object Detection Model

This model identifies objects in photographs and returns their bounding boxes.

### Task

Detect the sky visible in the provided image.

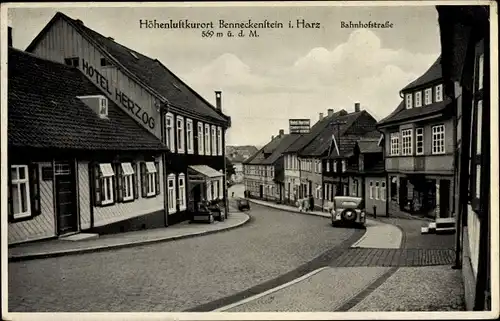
[8,4,442,147]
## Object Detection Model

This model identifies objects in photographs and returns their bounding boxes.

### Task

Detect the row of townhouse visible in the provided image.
[7,12,231,245]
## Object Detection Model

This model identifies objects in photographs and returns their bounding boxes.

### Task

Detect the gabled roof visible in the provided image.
[8,48,167,152]
[261,134,302,165]
[246,134,289,165]
[284,110,348,154]
[401,56,442,92]
[357,138,383,154]
[26,12,230,126]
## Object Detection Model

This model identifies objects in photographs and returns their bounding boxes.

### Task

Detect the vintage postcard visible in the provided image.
[1,1,498,320]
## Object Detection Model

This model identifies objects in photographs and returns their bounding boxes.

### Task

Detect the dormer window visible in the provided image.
[435,84,443,102]
[415,91,422,107]
[424,88,432,105]
[99,97,108,117]
[405,93,413,109]
[64,57,79,68]
[100,58,112,67]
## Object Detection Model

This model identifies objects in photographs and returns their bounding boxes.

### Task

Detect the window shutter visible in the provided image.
[115,163,123,203]
[94,164,102,206]
[8,165,13,222]
[133,163,139,199]
[155,160,160,195]
[29,163,41,217]
[141,162,147,198]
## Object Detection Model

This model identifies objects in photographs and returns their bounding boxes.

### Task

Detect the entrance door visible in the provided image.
[439,180,451,218]
[55,161,78,235]
[259,185,263,198]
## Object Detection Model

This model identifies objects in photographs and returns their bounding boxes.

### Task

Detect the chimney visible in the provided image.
[319,112,324,121]
[215,91,222,111]
[272,135,275,140]
[327,109,334,117]
[355,102,361,112]
[8,27,12,47]
[279,129,285,136]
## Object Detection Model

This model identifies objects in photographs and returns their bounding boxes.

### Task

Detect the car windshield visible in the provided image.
[334,198,363,209]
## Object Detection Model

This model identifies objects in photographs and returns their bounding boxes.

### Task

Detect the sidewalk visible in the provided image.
[229,198,465,312]
[9,211,250,262]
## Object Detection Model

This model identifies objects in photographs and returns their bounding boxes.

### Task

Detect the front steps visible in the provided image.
[421,217,456,234]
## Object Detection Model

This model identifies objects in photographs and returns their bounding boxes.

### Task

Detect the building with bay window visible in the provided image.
[437,5,492,311]
[377,57,455,220]
[8,47,168,245]
[25,12,231,226]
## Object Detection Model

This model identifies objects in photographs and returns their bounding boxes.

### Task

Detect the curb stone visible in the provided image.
[9,212,251,263]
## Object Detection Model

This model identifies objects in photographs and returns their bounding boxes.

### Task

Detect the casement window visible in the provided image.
[390,133,400,156]
[121,162,135,202]
[198,122,205,155]
[165,113,175,151]
[8,164,40,220]
[424,88,432,105]
[176,116,185,153]
[416,128,424,155]
[186,119,194,154]
[431,125,445,154]
[333,160,337,172]
[205,124,211,155]
[141,161,160,198]
[211,125,217,156]
[369,181,374,199]
[318,161,322,173]
[375,182,380,200]
[167,174,176,213]
[381,182,386,201]
[415,91,422,107]
[341,160,346,172]
[405,93,413,109]
[435,84,443,102]
[326,160,330,172]
[217,127,223,156]
[99,163,115,205]
[178,174,186,211]
[401,129,413,156]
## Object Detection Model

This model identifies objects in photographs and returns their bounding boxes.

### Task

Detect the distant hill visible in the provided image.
[226,145,259,163]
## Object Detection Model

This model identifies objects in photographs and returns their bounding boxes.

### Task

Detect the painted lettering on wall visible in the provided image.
[81,58,155,130]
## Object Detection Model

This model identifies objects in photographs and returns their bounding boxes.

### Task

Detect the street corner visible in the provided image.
[351,219,402,249]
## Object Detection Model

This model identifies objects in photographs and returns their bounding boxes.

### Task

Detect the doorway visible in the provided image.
[54,161,78,235]
[259,185,263,198]
[439,179,451,218]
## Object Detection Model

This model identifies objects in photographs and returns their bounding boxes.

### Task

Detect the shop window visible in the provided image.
[432,124,445,154]
[217,127,223,156]
[390,133,400,156]
[369,181,374,199]
[424,88,432,105]
[381,182,386,201]
[416,128,424,155]
[375,182,380,200]
[165,113,175,151]
[205,124,211,155]
[186,119,194,154]
[198,121,205,155]
[415,91,422,107]
[141,161,159,198]
[178,174,186,211]
[121,162,135,202]
[99,163,115,205]
[435,84,444,102]
[167,174,176,213]
[176,116,185,153]
[9,164,40,220]
[401,129,413,156]
[405,93,413,109]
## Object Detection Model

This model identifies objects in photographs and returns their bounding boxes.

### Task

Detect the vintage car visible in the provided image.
[330,196,366,227]
[237,199,250,211]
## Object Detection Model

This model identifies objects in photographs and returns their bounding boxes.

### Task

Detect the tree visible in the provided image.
[225,157,236,177]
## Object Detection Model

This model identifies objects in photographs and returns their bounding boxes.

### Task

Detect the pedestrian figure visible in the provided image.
[232,191,235,198]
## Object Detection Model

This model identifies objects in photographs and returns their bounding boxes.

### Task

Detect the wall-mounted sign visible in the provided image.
[81,58,156,130]
[289,119,310,134]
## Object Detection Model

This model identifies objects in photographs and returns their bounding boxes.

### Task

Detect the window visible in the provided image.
[478,54,484,90]
[401,129,413,156]
[435,84,443,102]
[167,174,176,213]
[405,93,413,109]
[341,160,346,172]
[165,113,175,151]
[219,174,224,199]
[141,161,159,198]
[211,125,217,156]
[416,128,424,155]
[207,181,213,201]
[369,181,374,199]
[121,162,135,201]
[178,174,186,210]
[176,116,185,153]
[326,160,330,172]
[381,182,386,201]
[432,125,445,154]
[217,127,223,156]
[10,165,31,219]
[198,122,204,155]
[64,57,79,68]
[424,88,432,105]
[375,182,380,200]
[415,91,422,107]
[333,160,337,172]
[205,124,211,155]
[390,133,400,156]
[99,163,115,205]
[214,180,219,200]
[100,58,112,67]
[99,97,108,117]
[476,100,482,155]
[351,180,358,197]
[186,119,194,154]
